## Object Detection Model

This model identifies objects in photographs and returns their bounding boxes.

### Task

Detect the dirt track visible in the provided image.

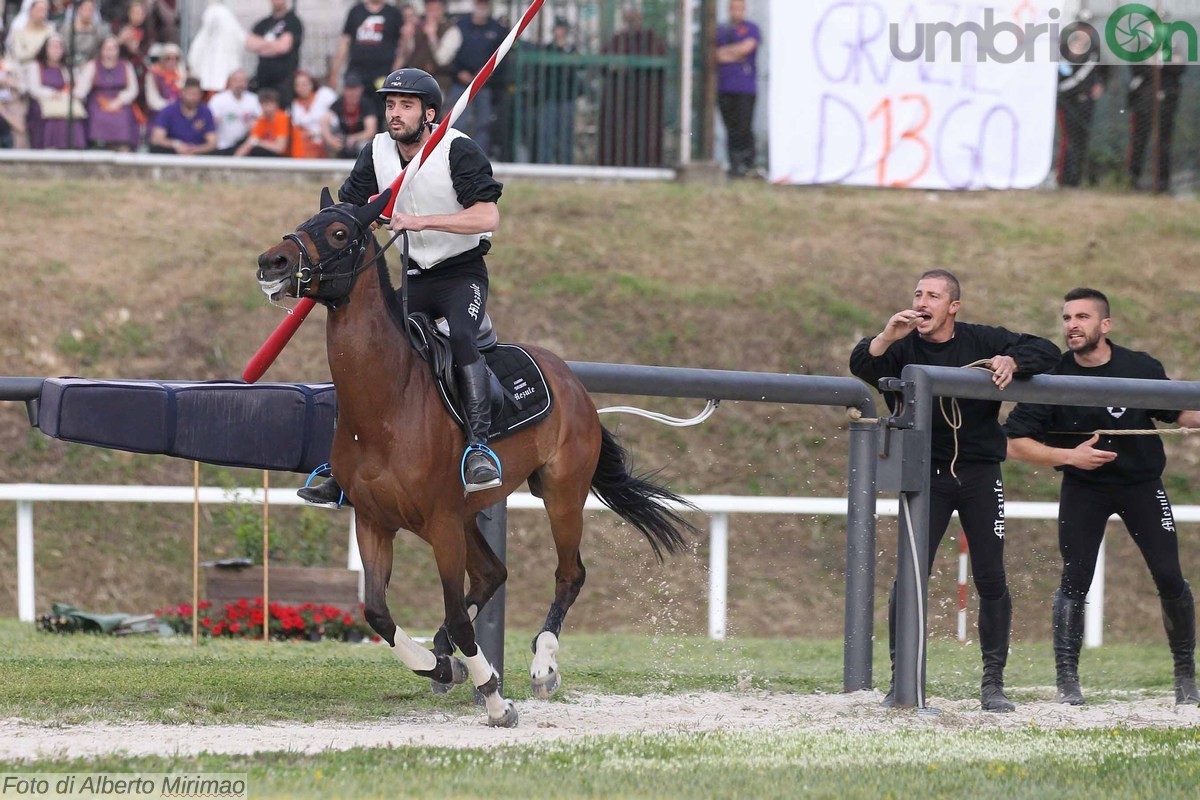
[4,690,1199,761]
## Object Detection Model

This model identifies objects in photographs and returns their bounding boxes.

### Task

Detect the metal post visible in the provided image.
[1084,533,1106,648]
[842,420,878,691]
[347,510,364,602]
[679,0,695,165]
[708,512,728,640]
[17,500,34,623]
[474,501,507,696]
[894,368,934,710]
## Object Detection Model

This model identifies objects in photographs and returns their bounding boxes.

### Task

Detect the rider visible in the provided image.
[298,67,504,502]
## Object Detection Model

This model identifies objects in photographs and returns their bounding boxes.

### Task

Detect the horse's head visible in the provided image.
[256,188,392,306]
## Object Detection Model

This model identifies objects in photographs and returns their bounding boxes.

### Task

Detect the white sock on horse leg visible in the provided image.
[388,628,437,672]
[463,650,508,718]
[530,631,559,679]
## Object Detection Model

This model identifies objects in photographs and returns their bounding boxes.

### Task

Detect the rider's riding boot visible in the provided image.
[1160,581,1200,705]
[1053,589,1086,705]
[457,358,501,492]
[979,591,1016,712]
[297,475,350,506]
[881,581,898,708]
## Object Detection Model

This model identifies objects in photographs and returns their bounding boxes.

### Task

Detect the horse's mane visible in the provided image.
[363,230,411,341]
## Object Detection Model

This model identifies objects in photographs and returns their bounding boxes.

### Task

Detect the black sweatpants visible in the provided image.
[1058,477,1185,601]
[718,92,756,175]
[926,460,1008,600]
[403,262,489,366]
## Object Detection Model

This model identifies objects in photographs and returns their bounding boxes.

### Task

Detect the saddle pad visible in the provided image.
[435,344,553,442]
[37,379,336,474]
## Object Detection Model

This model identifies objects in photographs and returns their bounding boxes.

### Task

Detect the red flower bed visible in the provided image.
[156,598,378,642]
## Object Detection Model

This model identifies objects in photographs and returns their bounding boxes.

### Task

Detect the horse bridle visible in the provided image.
[283,206,402,309]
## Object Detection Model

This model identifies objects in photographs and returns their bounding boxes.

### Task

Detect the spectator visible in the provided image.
[0,39,24,147]
[233,85,288,157]
[113,0,151,129]
[598,6,665,167]
[148,75,215,154]
[27,33,87,149]
[63,0,111,68]
[1006,288,1200,706]
[144,0,178,45]
[186,0,245,95]
[329,0,404,92]
[715,0,760,178]
[115,1,150,88]
[534,17,580,165]
[6,0,53,69]
[209,67,261,155]
[1055,21,1107,188]
[449,0,506,158]
[76,34,138,150]
[320,70,376,158]
[403,0,459,95]
[1128,57,1185,194]
[287,68,334,158]
[144,39,183,118]
[245,0,302,107]
[849,269,1060,712]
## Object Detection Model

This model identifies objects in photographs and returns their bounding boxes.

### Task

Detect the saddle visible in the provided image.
[406,312,553,442]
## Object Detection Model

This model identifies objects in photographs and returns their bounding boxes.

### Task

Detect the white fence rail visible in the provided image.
[4,484,1197,645]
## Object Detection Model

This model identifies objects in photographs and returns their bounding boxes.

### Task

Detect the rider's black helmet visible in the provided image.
[377,68,442,120]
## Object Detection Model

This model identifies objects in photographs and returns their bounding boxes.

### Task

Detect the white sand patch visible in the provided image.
[3,690,1198,761]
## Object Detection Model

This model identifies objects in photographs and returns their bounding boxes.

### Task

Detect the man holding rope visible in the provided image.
[298,67,504,504]
[850,269,1059,712]
[1005,287,1200,706]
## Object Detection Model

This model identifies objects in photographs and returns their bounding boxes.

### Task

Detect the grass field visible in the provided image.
[1,176,1199,642]
[2,621,1199,798]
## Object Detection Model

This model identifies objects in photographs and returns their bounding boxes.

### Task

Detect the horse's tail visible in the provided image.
[590,426,697,562]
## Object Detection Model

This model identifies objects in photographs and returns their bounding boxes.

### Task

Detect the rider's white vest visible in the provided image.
[372,128,492,270]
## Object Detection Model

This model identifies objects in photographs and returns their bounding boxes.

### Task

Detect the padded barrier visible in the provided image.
[37,379,335,474]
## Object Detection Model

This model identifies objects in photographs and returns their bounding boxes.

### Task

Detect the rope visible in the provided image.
[1050,427,1199,437]
[597,399,719,427]
[845,407,883,424]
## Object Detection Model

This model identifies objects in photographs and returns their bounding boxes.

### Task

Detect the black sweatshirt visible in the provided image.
[850,322,1060,463]
[1003,341,1181,485]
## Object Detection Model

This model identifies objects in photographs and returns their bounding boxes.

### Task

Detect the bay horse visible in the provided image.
[256,189,694,727]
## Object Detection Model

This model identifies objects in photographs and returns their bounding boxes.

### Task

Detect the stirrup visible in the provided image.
[461,443,502,491]
[299,463,348,508]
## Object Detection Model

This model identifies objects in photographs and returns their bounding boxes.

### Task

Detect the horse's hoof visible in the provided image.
[487,700,519,728]
[530,668,560,699]
[431,656,469,694]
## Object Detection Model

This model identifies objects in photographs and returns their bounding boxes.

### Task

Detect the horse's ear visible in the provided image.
[319,187,335,210]
[357,189,393,228]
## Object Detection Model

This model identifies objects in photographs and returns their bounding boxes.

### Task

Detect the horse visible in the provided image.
[255,189,695,727]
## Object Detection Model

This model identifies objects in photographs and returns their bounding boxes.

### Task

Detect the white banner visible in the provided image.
[768,0,1061,190]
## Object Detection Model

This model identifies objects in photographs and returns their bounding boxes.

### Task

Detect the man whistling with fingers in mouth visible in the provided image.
[850,269,1060,712]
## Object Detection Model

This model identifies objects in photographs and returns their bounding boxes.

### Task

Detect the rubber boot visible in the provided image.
[1052,589,1086,705]
[881,581,898,708]
[457,358,501,492]
[297,475,350,506]
[979,591,1016,712]
[1160,581,1199,705]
